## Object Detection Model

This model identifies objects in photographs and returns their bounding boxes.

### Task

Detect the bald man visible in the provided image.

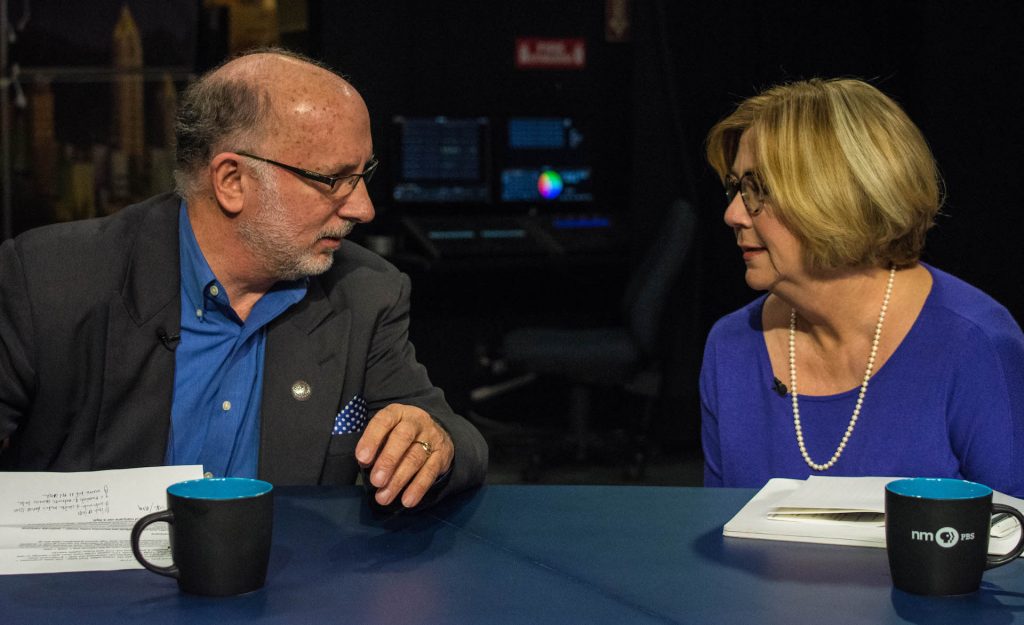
[0,49,487,511]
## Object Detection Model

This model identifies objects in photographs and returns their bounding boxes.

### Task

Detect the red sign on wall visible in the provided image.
[514,37,586,70]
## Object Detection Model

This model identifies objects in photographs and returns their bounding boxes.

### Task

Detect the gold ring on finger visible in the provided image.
[413,440,433,456]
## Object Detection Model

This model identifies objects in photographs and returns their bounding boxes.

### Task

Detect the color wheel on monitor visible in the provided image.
[537,169,564,199]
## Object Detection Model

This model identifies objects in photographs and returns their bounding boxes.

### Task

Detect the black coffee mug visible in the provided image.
[885,477,1024,595]
[130,477,274,596]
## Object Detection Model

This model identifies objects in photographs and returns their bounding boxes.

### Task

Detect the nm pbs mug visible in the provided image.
[130,477,274,596]
[885,477,1024,595]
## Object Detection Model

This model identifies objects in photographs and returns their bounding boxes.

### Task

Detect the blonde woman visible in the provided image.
[700,78,1024,496]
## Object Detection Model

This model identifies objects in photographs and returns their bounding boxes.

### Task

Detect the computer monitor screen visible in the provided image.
[500,117,593,204]
[391,116,490,203]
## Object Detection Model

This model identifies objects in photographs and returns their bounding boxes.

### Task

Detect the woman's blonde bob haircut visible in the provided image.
[706,78,941,270]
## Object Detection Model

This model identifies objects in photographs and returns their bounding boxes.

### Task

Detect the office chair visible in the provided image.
[474,199,697,479]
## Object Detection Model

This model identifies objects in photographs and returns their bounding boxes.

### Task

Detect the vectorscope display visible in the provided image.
[500,117,593,203]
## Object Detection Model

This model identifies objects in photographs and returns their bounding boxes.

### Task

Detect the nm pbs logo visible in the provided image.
[911,526,976,548]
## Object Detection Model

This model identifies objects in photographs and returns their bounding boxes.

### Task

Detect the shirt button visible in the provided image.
[209,285,220,297]
[203,472,214,479]
[222,400,231,411]
[195,308,203,318]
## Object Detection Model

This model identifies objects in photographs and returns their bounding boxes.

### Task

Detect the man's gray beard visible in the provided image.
[239,172,353,281]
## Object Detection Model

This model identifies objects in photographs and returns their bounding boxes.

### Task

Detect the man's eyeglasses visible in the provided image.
[724,172,768,217]
[237,151,378,196]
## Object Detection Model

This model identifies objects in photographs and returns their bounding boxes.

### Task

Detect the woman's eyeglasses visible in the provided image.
[724,173,767,216]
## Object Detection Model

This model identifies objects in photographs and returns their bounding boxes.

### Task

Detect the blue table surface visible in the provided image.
[2,484,1023,624]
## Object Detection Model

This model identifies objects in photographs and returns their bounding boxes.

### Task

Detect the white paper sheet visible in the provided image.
[0,465,203,575]
[766,475,899,526]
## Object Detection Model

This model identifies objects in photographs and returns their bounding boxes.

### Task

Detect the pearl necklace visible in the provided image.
[788,266,896,471]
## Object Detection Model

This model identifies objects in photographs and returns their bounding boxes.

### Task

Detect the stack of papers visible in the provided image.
[0,465,204,575]
[723,476,1023,556]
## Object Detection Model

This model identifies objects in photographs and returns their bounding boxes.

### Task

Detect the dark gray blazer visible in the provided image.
[0,193,487,506]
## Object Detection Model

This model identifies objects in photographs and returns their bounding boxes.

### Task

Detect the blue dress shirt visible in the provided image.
[164,202,307,477]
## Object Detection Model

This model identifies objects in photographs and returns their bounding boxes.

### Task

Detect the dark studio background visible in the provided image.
[4,0,1022,480]
[310,0,1024,452]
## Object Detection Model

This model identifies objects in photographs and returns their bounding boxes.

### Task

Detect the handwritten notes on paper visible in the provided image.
[0,465,203,575]
[13,486,112,516]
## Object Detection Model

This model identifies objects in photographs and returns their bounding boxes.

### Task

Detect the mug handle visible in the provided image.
[130,510,179,578]
[986,503,1024,569]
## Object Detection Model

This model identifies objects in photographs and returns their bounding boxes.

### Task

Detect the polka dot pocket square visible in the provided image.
[332,395,369,435]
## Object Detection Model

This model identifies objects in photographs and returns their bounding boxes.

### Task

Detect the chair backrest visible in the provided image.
[621,199,697,358]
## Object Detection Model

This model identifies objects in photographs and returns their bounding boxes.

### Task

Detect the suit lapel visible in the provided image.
[95,195,181,468]
[259,277,350,484]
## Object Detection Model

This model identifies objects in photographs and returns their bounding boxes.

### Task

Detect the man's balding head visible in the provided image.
[173,48,362,199]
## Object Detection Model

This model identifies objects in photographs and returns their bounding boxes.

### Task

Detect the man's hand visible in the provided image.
[355,403,454,508]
